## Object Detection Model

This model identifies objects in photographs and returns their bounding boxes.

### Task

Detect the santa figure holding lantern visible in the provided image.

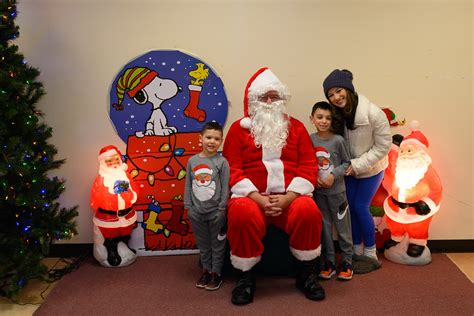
[383,121,442,264]
[90,145,139,267]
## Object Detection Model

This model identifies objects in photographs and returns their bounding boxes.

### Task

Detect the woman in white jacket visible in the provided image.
[322,69,391,272]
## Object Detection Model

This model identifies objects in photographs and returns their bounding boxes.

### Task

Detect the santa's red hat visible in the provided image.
[240,67,288,129]
[192,164,213,175]
[98,145,123,162]
[315,146,330,159]
[401,120,429,151]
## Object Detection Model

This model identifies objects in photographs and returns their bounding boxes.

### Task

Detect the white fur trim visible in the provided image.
[248,69,281,93]
[118,195,125,210]
[401,138,428,152]
[240,117,251,129]
[194,167,212,175]
[409,237,428,246]
[230,252,261,271]
[231,178,258,197]
[188,84,202,92]
[290,244,321,261]
[131,190,138,204]
[316,151,330,159]
[262,147,285,193]
[383,197,439,224]
[98,149,119,161]
[391,235,403,242]
[93,211,137,228]
[286,177,315,196]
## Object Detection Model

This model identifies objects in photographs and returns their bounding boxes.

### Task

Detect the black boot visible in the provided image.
[231,269,256,305]
[119,235,136,254]
[384,239,399,250]
[103,238,121,266]
[295,258,325,301]
[407,244,425,257]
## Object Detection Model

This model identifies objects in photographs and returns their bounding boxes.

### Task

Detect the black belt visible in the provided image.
[98,207,133,217]
[390,197,417,209]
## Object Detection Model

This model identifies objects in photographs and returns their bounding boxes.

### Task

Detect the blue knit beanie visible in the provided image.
[323,69,355,97]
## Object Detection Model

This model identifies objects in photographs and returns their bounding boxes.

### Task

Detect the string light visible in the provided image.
[127,135,189,183]
[164,165,174,176]
[147,173,155,186]
[130,169,139,178]
[159,143,170,152]
[177,169,186,180]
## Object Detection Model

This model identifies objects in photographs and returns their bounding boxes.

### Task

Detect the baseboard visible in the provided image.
[48,239,474,258]
[427,240,474,253]
[49,243,92,258]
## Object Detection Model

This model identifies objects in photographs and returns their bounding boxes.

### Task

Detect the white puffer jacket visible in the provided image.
[345,94,391,178]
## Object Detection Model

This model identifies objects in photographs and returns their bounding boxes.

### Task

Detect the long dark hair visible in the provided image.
[333,89,359,131]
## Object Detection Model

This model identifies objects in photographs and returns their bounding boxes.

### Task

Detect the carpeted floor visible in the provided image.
[34,253,474,316]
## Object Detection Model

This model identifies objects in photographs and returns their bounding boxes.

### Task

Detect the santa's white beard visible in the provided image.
[249,100,289,151]
[319,163,330,171]
[192,180,216,201]
[99,163,130,194]
[395,151,431,190]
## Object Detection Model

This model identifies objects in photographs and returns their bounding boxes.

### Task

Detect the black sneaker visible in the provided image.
[205,272,222,291]
[196,270,211,288]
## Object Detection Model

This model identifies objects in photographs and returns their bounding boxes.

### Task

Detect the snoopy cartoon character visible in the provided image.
[113,67,180,136]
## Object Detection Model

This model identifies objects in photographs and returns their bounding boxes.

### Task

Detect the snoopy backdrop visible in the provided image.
[108,50,228,255]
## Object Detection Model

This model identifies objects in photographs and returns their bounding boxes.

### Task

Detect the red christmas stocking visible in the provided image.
[184,85,206,122]
[166,199,189,235]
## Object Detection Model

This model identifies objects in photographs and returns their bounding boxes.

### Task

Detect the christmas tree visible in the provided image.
[0,0,78,297]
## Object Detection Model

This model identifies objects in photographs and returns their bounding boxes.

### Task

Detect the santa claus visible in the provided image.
[90,145,139,267]
[383,121,442,262]
[222,67,324,305]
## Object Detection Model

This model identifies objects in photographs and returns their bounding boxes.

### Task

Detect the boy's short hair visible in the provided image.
[201,121,223,134]
[311,101,333,116]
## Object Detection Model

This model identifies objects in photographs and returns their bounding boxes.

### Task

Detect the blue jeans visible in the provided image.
[345,171,384,247]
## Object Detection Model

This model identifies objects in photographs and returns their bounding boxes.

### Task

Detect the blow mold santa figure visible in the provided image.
[383,121,442,265]
[90,145,139,267]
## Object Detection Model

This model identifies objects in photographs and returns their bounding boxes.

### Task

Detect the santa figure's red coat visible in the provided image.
[90,168,139,239]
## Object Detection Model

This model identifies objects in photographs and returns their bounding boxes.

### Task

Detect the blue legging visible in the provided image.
[345,171,384,247]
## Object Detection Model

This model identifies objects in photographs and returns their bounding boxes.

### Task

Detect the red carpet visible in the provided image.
[34,253,474,315]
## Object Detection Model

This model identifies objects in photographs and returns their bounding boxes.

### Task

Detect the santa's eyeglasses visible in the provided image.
[257,93,283,103]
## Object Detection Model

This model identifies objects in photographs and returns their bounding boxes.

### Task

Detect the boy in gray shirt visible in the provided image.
[184,122,230,290]
[309,102,353,281]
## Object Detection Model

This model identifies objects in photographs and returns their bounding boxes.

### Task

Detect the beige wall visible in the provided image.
[16,0,472,243]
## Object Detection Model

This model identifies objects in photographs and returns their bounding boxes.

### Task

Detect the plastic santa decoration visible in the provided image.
[382,121,442,265]
[90,145,139,267]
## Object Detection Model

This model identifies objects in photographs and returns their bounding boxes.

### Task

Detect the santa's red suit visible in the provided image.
[383,125,442,247]
[222,67,322,272]
[90,146,139,239]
